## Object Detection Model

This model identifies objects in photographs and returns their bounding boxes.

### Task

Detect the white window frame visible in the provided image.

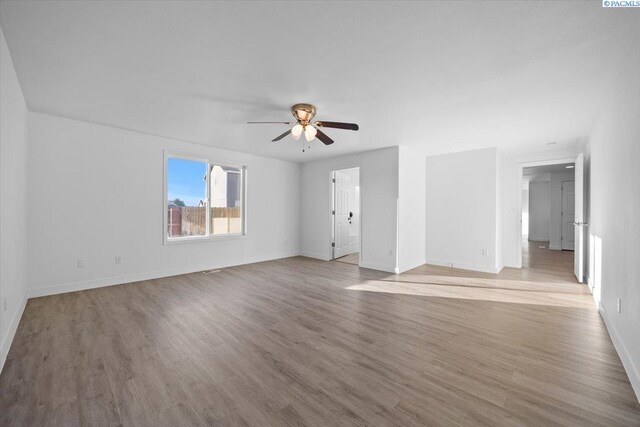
[163,151,247,245]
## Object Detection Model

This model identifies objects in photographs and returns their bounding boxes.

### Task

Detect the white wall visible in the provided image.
[501,146,578,268]
[425,147,499,273]
[398,146,426,273]
[586,41,640,400]
[0,27,28,370]
[528,181,550,242]
[301,147,399,273]
[27,113,301,296]
[549,170,574,250]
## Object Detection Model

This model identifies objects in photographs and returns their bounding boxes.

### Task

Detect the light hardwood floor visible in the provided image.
[334,252,360,266]
[1,242,639,426]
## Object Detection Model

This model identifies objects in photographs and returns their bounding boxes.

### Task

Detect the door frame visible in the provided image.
[330,167,362,263]
[516,157,576,268]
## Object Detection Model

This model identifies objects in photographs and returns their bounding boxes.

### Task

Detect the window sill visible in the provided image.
[164,233,247,245]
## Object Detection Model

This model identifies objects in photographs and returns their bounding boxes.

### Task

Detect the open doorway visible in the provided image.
[331,167,360,265]
[520,161,577,278]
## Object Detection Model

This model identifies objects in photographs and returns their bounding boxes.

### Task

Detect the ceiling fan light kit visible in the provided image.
[291,124,304,140]
[247,103,359,151]
[304,125,317,142]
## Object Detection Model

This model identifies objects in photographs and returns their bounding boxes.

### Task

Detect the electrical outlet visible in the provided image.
[481,249,488,256]
[617,298,621,314]
[3,297,7,311]
[77,259,85,268]
[388,248,394,256]
[115,256,122,265]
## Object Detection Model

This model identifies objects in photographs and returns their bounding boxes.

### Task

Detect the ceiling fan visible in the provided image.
[247,103,359,148]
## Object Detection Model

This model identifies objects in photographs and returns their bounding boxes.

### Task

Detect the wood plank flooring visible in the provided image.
[333,253,360,266]
[1,242,639,426]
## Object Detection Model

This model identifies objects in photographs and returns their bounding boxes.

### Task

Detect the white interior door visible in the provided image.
[574,153,585,282]
[333,171,351,258]
[561,180,575,250]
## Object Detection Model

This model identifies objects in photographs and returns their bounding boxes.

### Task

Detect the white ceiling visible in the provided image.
[1,1,638,162]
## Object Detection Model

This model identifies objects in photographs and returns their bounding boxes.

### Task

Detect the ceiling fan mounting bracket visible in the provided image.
[291,103,316,125]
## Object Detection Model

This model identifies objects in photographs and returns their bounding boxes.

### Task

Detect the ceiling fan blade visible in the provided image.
[315,121,359,131]
[247,121,293,125]
[272,129,292,142]
[315,128,334,145]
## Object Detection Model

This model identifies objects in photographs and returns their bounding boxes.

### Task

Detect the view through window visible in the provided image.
[210,165,243,235]
[167,156,245,240]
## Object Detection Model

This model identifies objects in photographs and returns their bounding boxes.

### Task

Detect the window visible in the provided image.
[166,155,245,241]
[209,165,243,235]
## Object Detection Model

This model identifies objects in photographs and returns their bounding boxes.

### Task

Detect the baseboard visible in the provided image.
[528,237,549,243]
[495,264,504,274]
[598,302,640,403]
[28,252,300,299]
[0,289,28,374]
[425,258,500,274]
[300,251,331,261]
[549,244,561,250]
[358,261,397,274]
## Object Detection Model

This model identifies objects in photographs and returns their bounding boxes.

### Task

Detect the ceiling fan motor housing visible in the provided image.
[291,103,316,125]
